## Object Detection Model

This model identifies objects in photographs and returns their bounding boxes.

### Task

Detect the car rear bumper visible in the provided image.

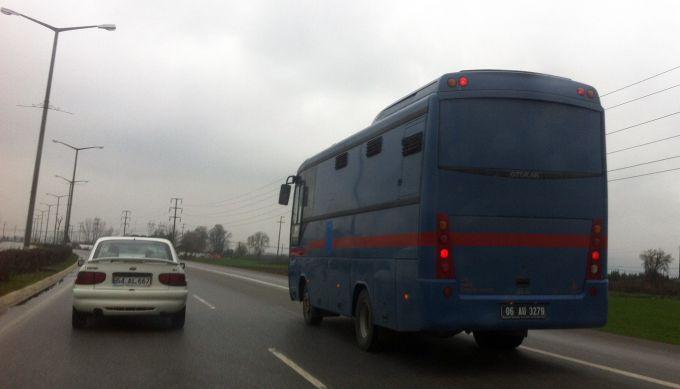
[396,279,608,331]
[73,287,188,316]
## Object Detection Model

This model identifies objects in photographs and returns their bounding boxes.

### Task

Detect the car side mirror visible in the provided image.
[278,184,291,205]
[77,259,85,267]
[180,262,186,269]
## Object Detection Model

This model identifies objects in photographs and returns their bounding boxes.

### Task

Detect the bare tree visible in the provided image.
[640,248,674,283]
[247,232,270,257]
[208,224,231,254]
[81,217,110,244]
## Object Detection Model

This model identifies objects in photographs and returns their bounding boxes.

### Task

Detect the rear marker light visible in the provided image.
[436,213,455,279]
[459,76,469,87]
[587,89,595,98]
[403,292,410,301]
[75,271,106,285]
[443,286,453,298]
[577,87,586,96]
[447,78,457,87]
[589,287,598,297]
[159,273,187,286]
[587,219,604,280]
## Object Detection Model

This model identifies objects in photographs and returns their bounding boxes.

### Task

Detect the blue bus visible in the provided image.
[279,70,607,351]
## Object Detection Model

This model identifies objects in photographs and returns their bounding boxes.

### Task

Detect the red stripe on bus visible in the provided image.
[306,232,595,250]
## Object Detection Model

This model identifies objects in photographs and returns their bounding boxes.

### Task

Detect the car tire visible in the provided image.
[354,289,382,352]
[170,307,186,329]
[72,308,88,329]
[302,283,323,326]
[473,330,526,350]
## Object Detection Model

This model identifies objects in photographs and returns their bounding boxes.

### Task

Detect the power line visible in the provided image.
[608,166,680,182]
[608,154,680,172]
[169,198,182,243]
[606,111,680,136]
[184,201,281,218]
[607,132,680,155]
[600,65,680,97]
[604,82,680,111]
[184,178,283,207]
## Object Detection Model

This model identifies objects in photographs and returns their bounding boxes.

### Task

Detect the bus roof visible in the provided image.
[298,69,601,173]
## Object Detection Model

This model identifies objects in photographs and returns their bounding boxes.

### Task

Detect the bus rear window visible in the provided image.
[438,98,603,174]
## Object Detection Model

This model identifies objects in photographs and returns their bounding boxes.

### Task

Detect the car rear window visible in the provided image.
[93,240,173,260]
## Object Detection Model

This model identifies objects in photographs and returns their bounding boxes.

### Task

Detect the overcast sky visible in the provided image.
[1,0,679,273]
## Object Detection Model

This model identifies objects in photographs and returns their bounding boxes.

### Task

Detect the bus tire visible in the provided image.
[473,330,526,350]
[354,289,382,352]
[302,283,323,326]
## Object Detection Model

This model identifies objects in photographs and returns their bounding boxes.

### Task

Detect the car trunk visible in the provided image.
[89,259,180,290]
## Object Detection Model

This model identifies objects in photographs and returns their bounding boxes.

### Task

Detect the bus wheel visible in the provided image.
[302,284,323,326]
[473,330,526,350]
[354,290,382,352]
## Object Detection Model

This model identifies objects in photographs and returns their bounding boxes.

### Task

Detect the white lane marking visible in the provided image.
[520,346,680,389]
[269,348,327,389]
[186,264,288,291]
[192,294,215,310]
[0,277,73,339]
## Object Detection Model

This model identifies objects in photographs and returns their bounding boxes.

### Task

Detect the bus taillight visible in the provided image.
[586,219,604,280]
[436,213,455,279]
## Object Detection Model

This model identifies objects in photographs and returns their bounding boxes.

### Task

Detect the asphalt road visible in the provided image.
[0,251,678,389]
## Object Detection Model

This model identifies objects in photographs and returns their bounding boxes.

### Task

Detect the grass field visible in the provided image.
[601,292,680,345]
[187,256,288,275]
[0,255,77,297]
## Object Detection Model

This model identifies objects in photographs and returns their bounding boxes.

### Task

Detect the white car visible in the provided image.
[72,237,188,329]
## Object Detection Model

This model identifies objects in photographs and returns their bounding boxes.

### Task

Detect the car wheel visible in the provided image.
[473,330,526,350]
[170,307,186,329]
[72,308,88,329]
[354,289,382,352]
[302,283,323,326]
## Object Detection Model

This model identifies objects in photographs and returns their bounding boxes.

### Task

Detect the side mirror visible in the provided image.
[77,259,85,267]
[180,262,186,269]
[278,184,291,205]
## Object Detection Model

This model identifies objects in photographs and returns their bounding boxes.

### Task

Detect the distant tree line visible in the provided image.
[175,224,271,258]
[609,248,678,296]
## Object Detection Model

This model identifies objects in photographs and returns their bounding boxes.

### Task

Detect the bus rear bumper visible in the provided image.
[398,280,608,332]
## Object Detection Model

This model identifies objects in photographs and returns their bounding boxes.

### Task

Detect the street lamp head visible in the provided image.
[1,7,18,16]
[97,24,116,31]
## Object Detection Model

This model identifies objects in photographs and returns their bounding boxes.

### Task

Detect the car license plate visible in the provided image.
[112,273,151,287]
[500,303,547,319]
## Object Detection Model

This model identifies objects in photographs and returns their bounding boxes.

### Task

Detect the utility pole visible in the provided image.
[169,198,182,244]
[13,225,17,241]
[276,216,285,256]
[121,210,131,236]
[2,221,5,240]
[181,223,186,240]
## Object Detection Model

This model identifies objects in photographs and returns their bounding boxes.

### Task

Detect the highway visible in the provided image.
[0,251,678,389]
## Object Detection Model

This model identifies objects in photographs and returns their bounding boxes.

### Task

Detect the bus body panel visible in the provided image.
[288,70,607,333]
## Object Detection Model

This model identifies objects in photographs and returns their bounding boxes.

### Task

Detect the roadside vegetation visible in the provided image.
[0,245,76,297]
[603,292,680,345]
[186,256,288,275]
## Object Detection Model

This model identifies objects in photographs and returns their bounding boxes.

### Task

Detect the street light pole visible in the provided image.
[40,202,55,244]
[46,193,68,244]
[54,174,89,244]
[1,7,115,248]
[53,140,102,244]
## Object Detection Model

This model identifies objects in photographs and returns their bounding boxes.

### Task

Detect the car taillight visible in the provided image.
[159,273,187,286]
[436,213,455,279]
[75,271,106,285]
[586,219,604,280]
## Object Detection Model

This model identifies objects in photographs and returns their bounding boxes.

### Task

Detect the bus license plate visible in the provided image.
[501,303,547,319]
